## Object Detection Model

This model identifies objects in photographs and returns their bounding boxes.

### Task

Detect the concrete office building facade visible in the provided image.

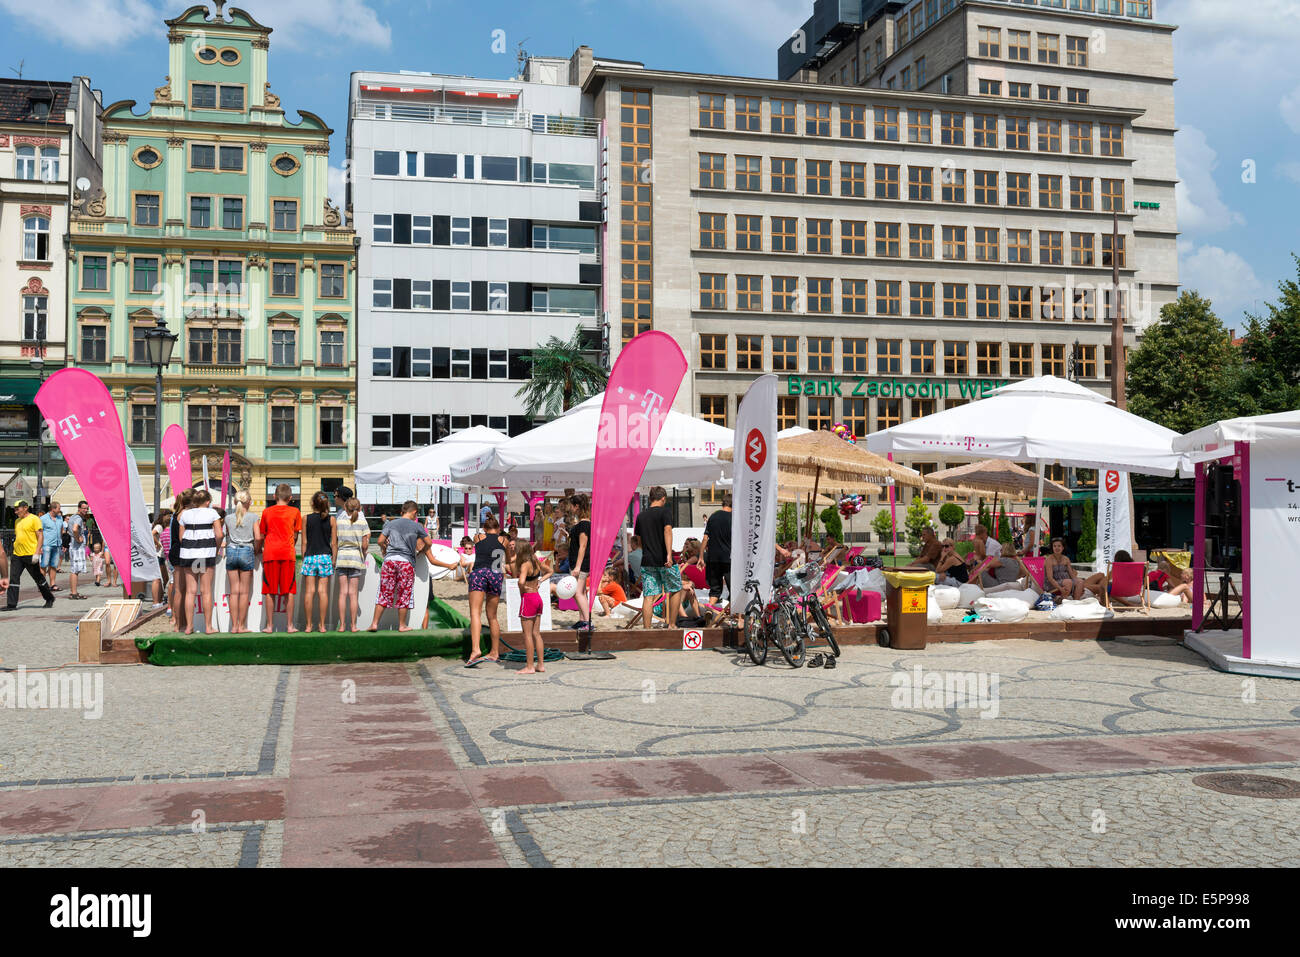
[348,59,603,475]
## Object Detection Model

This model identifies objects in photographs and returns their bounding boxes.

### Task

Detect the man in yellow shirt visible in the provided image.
[5,500,55,611]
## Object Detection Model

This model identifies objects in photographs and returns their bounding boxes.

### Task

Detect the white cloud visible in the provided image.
[1177,240,1271,323]
[1279,161,1300,185]
[0,0,390,51]
[1175,125,1246,234]
[1282,84,1300,134]
[328,163,348,209]
[1170,0,1300,71]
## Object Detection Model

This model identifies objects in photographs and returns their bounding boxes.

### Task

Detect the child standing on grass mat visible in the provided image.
[369,500,457,633]
[259,484,303,634]
[514,542,552,675]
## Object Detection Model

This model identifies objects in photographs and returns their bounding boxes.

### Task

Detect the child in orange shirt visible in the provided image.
[596,567,628,616]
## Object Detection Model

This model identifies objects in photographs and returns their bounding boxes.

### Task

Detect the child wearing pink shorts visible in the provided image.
[513,543,551,675]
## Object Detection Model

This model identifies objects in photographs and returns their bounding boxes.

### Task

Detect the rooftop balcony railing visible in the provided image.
[353,99,599,137]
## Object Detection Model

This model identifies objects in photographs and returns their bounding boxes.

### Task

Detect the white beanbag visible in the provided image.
[926,586,943,623]
[932,585,961,610]
[972,596,1031,623]
[1150,591,1182,608]
[992,587,1041,606]
[957,583,985,609]
[1049,597,1113,621]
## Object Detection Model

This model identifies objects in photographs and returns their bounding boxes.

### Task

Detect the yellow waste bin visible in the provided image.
[882,570,935,650]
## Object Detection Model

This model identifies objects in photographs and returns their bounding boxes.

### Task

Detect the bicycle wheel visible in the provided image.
[774,604,806,668]
[810,600,840,657]
[743,606,768,665]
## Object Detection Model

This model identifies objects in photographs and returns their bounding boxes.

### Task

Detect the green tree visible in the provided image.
[1126,291,1243,432]
[1238,254,1300,415]
[1077,500,1096,563]
[996,505,1012,545]
[777,503,799,544]
[871,508,893,544]
[938,503,964,538]
[513,328,608,418]
[905,495,931,546]
[819,505,843,543]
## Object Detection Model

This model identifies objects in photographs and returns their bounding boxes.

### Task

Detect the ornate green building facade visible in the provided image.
[68,4,356,506]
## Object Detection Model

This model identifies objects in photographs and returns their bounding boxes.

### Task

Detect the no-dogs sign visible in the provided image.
[682,629,704,650]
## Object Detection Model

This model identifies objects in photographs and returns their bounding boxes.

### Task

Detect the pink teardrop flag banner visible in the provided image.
[35,369,137,594]
[161,424,192,500]
[586,330,688,616]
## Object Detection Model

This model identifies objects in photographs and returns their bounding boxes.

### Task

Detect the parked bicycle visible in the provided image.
[783,562,841,659]
[741,578,805,668]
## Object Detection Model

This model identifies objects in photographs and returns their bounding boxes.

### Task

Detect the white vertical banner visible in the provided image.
[1247,438,1300,664]
[731,375,778,604]
[1097,468,1132,567]
[125,453,162,584]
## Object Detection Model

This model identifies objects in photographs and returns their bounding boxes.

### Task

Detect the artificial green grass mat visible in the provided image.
[136,628,469,666]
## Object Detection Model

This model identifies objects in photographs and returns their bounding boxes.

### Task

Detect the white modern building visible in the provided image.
[347,58,604,474]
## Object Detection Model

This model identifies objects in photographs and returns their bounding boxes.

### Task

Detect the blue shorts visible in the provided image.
[226,545,255,572]
[41,545,61,568]
[302,554,334,578]
[640,566,682,598]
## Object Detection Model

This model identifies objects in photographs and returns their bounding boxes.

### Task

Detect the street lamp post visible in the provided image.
[144,318,178,520]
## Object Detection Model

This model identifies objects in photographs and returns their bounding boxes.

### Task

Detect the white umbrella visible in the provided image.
[1175,410,1300,455]
[865,375,1190,543]
[354,426,509,487]
[449,393,733,490]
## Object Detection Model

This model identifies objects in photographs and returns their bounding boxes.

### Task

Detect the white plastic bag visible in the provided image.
[971,596,1031,623]
[957,583,985,609]
[1048,597,1113,621]
[932,585,961,610]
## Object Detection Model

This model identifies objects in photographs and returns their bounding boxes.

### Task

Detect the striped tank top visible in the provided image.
[335,514,369,571]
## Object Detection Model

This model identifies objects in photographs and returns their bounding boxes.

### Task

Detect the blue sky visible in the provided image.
[2,0,1297,329]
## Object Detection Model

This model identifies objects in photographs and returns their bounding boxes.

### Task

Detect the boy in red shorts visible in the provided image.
[259,483,303,633]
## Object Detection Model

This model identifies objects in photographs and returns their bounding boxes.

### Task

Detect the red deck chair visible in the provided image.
[1018,556,1047,592]
[1105,561,1150,614]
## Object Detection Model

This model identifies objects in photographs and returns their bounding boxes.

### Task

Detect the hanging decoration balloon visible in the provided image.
[831,423,858,445]
[838,494,864,519]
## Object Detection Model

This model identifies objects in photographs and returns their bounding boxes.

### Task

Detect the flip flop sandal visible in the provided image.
[823,655,838,669]
[807,653,825,668]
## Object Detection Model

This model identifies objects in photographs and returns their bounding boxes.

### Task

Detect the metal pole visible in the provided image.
[1111,208,1126,410]
[153,366,162,520]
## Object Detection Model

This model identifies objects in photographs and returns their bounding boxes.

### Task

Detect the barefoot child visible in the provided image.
[596,566,628,616]
[514,542,551,674]
[92,544,106,587]
[369,500,456,632]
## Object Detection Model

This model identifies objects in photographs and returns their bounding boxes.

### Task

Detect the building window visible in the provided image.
[841,103,865,139]
[978,26,1000,57]
[910,282,935,318]
[222,197,244,230]
[807,336,832,373]
[1071,232,1096,267]
[700,333,728,370]
[772,276,797,312]
[735,155,761,191]
[320,263,345,298]
[1070,176,1094,210]
[1066,36,1089,67]
[909,224,934,259]
[777,395,798,431]
[134,194,161,227]
[1008,29,1030,60]
[1041,287,1066,322]
[876,398,902,433]
[1039,230,1064,266]
[131,325,151,363]
[841,220,868,256]
[1102,234,1127,268]
[940,111,965,146]
[131,404,157,445]
[271,405,296,446]
[21,295,47,341]
[807,159,831,195]
[699,213,726,249]
[318,406,344,447]
[973,114,998,148]
[874,106,899,141]
[737,96,761,131]
[22,216,50,260]
[1070,121,1093,154]
[320,329,345,367]
[271,329,297,366]
[941,168,965,203]
[1009,343,1034,377]
[942,283,968,319]
[943,341,968,376]
[976,284,1001,319]
[876,281,901,316]
[808,397,833,432]
[1039,174,1062,209]
[190,195,212,228]
[975,227,999,262]
[771,217,796,253]
[81,255,108,291]
[977,342,1002,376]
[942,225,966,261]
[908,166,933,201]
[875,222,900,258]
[1076,344,1098,378]
[978,79,1001,97]
[874,164,899,200]
[806,101,831,136]
[807,218,832,254]
[1007,229,1031,264]
[133,257,159,293]
[188,404,214,444]
[842,279,868,315]
[876,339,902,375]
[807,278,832,313]
[218,145,244,171]
[699,395,728,426]
[1101,178,1125,212]
[1009,82,1031,100]
[1006,115,1030,151]
[843,338,868,374]
[842,397,868,437]
[770,98,795,134]
[272,199,298,231]
[698,152,725,189]
[15,145,36,180]
[771,157,796,193]
[1041,343,1066,376]
[736,334,763,371]
[1073,288,1097,322]
[974,170,998,205]
[1038,34,1060,65]
[772,335,799,372]
[1007,171,1030,207]
[272,262,297,297]
[1039,118,1061,153]
[1100,123,1124,157]
[736,215,762,251]
[1009,286,1033,320]
[372,279,392,308]
[699,92,725,129]
[736,274,763,310]
[219,328,242,364]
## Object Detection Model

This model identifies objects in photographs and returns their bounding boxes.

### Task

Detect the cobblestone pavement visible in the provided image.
[2,611,1298,866]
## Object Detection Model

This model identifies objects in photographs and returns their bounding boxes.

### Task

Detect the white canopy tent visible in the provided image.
[450,393,733,490]
[354,426,510,487]
[1175,410,1300,457]
[865,375,1190,539]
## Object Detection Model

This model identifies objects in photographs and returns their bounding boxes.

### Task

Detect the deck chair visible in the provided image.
[615,594,666,629]
[1105,561,1150,614]
[811,563,844,620]
[1018,556,1047,592]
